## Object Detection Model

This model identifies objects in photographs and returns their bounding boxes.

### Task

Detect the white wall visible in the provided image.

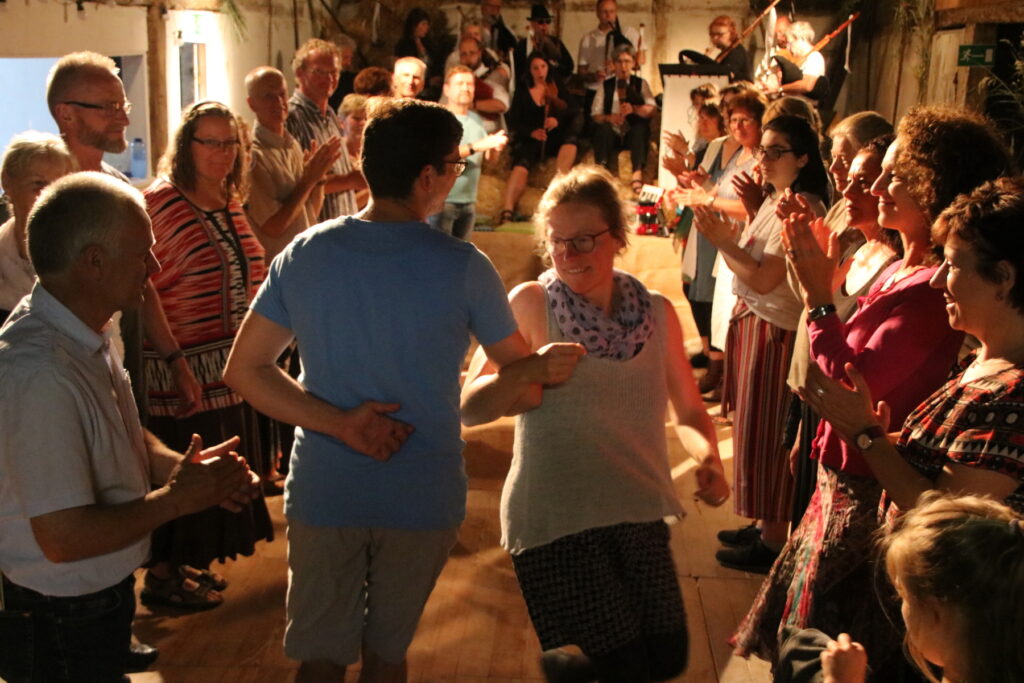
[162,7,314,139]
[0,1,147,57]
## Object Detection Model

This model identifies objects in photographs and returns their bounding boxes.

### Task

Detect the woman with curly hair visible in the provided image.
[732,106,1014,681]
[140,101,273,610]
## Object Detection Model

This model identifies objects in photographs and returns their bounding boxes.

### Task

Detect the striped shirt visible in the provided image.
[143,179,266,416]
[286,90,358,223]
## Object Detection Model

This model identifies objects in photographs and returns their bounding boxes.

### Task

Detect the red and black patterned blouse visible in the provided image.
[143,179,265,417]
[893,363,1024,515]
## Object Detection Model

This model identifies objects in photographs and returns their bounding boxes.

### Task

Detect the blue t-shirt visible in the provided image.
[447,112,487,205]
[252,217,517,530]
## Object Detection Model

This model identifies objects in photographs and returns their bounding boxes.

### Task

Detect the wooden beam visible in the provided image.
[146,1,169,172]
[936,0,1024,27]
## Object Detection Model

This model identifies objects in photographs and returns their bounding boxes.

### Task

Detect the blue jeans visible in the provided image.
[0,575,135,682]
[427,202,476,240]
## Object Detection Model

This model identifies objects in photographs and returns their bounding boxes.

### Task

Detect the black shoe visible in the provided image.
[715,539,779,574]
[717,523,761,547]
[125,640,159,673]
[689,352,710,369]
[540,649,595,683]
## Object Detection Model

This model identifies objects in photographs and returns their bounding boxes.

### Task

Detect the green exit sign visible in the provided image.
[958,44,995,67]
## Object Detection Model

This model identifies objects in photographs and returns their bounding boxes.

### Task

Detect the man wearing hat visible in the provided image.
[512,4,574,84]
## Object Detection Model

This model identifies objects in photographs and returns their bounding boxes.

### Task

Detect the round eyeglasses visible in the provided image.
[547,229,610,254]
[192,137,241,151]
[755,146,795,161]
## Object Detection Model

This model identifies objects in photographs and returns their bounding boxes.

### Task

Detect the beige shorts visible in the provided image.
[284,517,458,666]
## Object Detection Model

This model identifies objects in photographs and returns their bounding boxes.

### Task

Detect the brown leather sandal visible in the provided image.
[141,570,223,611]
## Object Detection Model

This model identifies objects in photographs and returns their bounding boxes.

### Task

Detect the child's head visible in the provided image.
[882,491,1024,683]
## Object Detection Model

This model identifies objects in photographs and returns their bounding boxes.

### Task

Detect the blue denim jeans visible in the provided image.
[427,202,476,240]
[0,575,134,682]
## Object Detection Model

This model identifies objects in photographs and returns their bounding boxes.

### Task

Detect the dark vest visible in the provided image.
[602,75,645,114]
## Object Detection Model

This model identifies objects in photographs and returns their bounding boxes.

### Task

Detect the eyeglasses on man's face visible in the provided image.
[192,137,241,151]
[444,160,468,177]
[755,146,795,161]
[547,228,611,254]
[62,100,132,117]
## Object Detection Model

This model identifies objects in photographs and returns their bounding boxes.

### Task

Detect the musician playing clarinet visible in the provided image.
[591,45,657,195]
[578,0,643,116]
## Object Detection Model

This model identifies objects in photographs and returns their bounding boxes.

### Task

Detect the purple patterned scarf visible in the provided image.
[539,268,654,360]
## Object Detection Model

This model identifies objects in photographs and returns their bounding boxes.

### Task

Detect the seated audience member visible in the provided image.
[0,132,74,322]
[328,33,358,112]
[821,492,1024,683]
[141,101,274,611]
[479,0,517,62]
[429,66,508,239]
[394,7,443,100]
[393,56,427,100]
[679,16,752,83]
[500,51,580,224]
[591,45,657,194]
[0,172,256,683]
[287,38,364,222]
[246,67,341,261]
[455,36,510,132]
[224,97,534,683]
[578,0,642,116]
[513,4,575,85]
[445,24,510,86]
[353,66,393,97]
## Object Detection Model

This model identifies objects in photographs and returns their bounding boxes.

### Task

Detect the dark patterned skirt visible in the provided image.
[510,521,686,657]
[730,464,910,681]
[147,402,274,568]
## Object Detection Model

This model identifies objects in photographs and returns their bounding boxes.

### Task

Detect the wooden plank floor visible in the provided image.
[130,413,771,683]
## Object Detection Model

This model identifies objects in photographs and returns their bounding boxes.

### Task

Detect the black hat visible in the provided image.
[528,4,552,22]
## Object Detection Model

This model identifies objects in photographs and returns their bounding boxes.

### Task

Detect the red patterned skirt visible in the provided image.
[722,305,796,522]
[730,464,910,681]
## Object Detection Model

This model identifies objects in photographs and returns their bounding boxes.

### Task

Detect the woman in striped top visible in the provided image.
[140,101,273,610]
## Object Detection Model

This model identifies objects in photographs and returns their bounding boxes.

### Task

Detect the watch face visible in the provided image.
[855,433,871,450]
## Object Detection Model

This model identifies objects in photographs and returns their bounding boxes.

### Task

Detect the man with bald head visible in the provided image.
[246,66,341,261]
[0,173,256,682]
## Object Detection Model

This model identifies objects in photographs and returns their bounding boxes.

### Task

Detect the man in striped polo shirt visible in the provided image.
[286,39,366,224]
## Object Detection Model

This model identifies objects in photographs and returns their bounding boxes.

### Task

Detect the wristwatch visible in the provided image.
[854,425,885,451]
[807,303,837,321]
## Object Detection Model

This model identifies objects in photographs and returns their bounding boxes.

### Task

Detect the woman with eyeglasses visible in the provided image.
[672,88,767,398]
[140,101,272,611]
[731,107,1013,681]
[692,115,829,574]
[463,165,729,681]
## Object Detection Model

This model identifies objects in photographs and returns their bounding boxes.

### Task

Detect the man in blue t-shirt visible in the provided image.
[224,98,566,682]
[428,65,508,240]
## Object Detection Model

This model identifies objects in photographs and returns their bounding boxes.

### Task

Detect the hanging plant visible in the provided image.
[221,0,248,39]
[893,0,934,101]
